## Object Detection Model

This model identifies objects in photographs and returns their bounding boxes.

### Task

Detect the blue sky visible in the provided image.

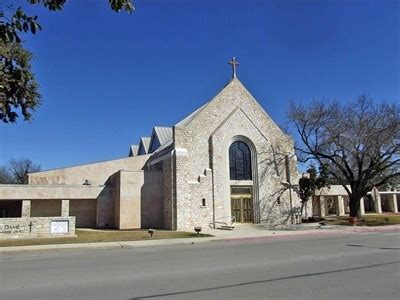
[1,0,399,170]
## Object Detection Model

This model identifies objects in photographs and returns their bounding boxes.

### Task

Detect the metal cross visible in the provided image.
[228,57,240,78]
[28,221,33,233]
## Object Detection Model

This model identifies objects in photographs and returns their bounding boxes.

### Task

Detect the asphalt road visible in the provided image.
[1,230,399,300]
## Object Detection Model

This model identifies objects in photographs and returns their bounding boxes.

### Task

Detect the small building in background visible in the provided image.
[313,185,399,217]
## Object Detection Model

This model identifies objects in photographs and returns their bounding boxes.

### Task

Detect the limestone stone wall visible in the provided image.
[28,155,151,185]
[0,216,75,239]
[210,109,298,226]
[188,168,213,228]
[173,78,300,230]
[174,128,192,230]
[162,156,175,230]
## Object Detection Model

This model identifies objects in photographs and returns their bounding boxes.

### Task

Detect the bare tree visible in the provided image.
[298,166,329,218]
[0,158,41,184]
[288,95,399,219]
[0,166,12,184]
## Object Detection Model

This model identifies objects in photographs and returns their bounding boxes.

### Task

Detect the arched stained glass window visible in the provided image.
[229,141,252,180]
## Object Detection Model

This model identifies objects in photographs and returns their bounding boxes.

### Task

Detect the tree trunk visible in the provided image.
[349,194,361,218]
[305,203,308,219]
[300,201,305,218]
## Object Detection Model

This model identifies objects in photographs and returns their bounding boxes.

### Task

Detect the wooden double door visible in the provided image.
[231,187,253,223]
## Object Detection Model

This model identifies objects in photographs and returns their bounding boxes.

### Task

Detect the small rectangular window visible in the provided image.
[202,198,206,207]
[277,197,281,205]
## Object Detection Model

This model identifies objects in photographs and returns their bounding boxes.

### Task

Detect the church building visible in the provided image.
[0,58,300,238]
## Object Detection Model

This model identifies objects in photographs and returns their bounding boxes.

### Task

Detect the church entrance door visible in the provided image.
[230,187,253,223]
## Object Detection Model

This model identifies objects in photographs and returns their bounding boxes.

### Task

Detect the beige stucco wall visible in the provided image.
[141,170,164,229]
[112,171,121,228]
[70,199,97,228]
[316,185,351,196]
[31,199,61,217]
[113,170,163,229]
[28,155,150,185]
[96,186,114,228]
[0,184,111,229]
[0,184,104,200]
[2,155,153,230]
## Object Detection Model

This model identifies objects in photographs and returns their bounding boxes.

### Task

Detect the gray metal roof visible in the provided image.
[138,137,151,155]
[147,80,236,161]
[154,127,172,145]
[175,102,209,127]
[175,78,236,128]
[128,145,139,157]
[148,127,172,153]
[149,138,173,159]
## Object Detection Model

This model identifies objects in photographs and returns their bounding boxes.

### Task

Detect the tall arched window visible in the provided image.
[229,141,252,180]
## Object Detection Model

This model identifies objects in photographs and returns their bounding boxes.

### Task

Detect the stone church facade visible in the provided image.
[152,77,299,230]
[0,69,300,237]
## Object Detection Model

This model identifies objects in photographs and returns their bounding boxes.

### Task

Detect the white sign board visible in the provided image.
[50,220,69,234]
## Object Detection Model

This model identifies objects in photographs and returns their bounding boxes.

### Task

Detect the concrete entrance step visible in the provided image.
[232,223,259,228]
[217,225,235,231]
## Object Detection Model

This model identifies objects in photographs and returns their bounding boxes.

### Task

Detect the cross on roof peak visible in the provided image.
[228,57,239,79]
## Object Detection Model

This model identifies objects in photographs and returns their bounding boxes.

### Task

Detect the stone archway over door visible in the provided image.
[227,137,257,223]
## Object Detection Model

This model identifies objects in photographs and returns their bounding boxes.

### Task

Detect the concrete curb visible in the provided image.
[0,225,398,253]
[0,237,217,253]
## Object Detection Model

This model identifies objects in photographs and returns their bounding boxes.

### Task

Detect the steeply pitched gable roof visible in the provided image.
[155,127,173,145]
[138,137,151,155]
[148,127,173,153]
[174,77,286,136]
[149,77,289,163]
[128,145,139,157]
[174,78,234,128]
[175,102,209,127]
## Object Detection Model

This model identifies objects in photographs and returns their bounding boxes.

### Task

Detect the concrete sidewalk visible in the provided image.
[0,223,398,253]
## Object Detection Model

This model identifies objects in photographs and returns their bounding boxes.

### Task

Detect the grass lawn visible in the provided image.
[324,214,400,226]
[0,229,213,247]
